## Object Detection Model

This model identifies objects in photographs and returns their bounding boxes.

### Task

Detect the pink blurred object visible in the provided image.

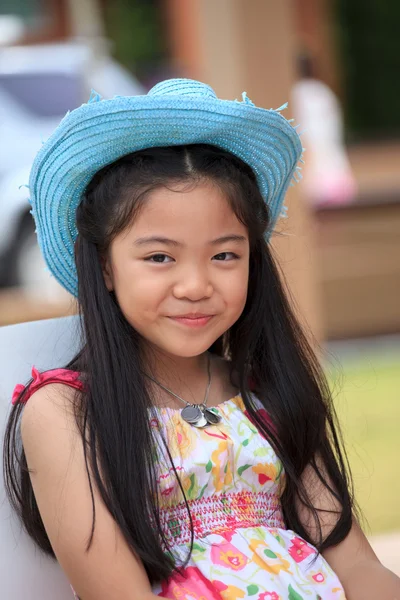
[291,77,358,207]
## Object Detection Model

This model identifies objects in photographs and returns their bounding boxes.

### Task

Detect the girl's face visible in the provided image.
[103,181,250,359]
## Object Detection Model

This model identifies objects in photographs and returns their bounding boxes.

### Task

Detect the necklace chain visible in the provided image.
[144,353,212,408]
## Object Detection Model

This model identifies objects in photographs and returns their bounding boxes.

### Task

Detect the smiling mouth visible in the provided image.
[173,314,213,319]
[168,315,215,328]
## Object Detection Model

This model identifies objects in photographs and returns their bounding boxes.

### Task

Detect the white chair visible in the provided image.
[0,315,81,599]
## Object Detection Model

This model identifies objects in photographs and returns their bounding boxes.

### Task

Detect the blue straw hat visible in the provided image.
[28,78,303,297]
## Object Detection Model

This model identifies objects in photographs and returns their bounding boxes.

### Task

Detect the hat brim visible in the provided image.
[29,94,303,297]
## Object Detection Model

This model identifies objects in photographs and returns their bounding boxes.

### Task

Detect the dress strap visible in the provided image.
[12,367,85,405]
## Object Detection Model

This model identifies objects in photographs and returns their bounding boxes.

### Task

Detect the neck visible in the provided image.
[142,345,211,405]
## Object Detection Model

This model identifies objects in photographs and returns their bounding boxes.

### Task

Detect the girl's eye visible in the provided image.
[146,254,173,263]
[213,252,239,261]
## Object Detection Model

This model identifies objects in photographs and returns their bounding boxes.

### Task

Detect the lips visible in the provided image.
[172,314,213,319]
[168,314,215,328]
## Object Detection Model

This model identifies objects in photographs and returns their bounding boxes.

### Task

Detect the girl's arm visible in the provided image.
[323,520,400,598]
[298,457,400,600]
[21,384,166,600]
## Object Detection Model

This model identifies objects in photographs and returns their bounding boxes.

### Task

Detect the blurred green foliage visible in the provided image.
[329,354,400,534]
[103,0,167,80]
[335,0,400,140]
[0,0,41,18]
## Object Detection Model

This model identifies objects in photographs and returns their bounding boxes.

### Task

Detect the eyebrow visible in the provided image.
[133,234,247,247]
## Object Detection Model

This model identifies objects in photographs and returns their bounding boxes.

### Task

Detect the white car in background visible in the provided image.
[0,41,144,299]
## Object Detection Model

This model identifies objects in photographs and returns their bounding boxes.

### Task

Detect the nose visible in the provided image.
[173,264,214,301]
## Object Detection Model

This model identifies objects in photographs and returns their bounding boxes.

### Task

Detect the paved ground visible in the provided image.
[370,531,400,575]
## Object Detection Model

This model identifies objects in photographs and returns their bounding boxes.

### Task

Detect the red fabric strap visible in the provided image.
[12,366,85,405]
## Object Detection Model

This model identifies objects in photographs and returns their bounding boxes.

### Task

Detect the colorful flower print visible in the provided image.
[243,407,275,437]
[210,541,248,571]
[165,413,196,461]
[161,486,176,497]
[159,566,223,599]
[249,539,292,575]
[211,441,233,492]
[252,463,277,486]
[180,472,202,500]
[258,593,281,600]
[311,571,325,583]
[157,466,185,501]
[212,580,246,599]
[227,489,257,521]
[287,537,315,563]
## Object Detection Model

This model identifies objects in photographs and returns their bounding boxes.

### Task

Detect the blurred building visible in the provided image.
[294,0,400,339]
[0,0,399,340]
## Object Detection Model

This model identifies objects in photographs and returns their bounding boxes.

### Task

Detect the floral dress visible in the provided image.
[14,368,346,600]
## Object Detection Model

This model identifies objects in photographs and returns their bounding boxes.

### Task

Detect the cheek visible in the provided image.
[230,280,248,313]
[113,263,167,316]
[221,266,249,313]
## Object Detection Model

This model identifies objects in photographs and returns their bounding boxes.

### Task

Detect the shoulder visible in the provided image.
[21,382,82,456]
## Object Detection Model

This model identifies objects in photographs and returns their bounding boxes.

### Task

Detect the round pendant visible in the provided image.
[204,408,221,425]
[181,404,202,424]
[192,414,208,428]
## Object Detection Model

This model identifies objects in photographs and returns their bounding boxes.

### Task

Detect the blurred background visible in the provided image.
[0,0,399,569]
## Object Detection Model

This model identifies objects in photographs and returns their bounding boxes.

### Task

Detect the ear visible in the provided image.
[100,254,114,292]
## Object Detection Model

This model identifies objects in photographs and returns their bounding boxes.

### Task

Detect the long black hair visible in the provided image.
[3,144,354,584]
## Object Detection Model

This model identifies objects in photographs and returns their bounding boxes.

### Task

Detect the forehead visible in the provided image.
[129,181,247,237]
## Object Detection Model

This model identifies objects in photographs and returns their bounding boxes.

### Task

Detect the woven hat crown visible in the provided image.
[147,79,218,99]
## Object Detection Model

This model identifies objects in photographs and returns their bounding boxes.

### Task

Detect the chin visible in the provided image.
[158,336,218,358]
[165,344,211,359]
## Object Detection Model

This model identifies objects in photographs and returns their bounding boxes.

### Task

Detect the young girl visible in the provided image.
[4,79,399,600]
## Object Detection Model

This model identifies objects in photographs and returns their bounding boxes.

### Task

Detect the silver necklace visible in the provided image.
[145,353,221,428]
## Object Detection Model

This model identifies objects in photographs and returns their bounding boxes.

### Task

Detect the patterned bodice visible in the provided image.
[150,393,285,549]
